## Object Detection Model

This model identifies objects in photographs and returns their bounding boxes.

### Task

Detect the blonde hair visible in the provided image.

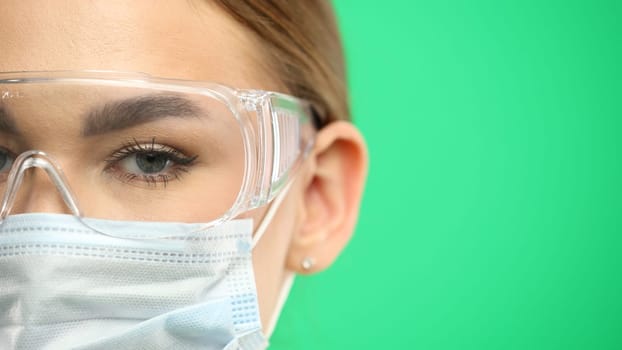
[213,0,349,125]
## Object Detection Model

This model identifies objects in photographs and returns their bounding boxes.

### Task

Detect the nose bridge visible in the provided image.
[0,150,81,219]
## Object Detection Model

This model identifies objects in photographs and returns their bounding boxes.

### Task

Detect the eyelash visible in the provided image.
[104,138,198,188]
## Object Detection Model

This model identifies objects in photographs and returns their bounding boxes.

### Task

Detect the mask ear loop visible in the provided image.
[251,181,297,338]
[266,273,295,338]
[251,181,292,248]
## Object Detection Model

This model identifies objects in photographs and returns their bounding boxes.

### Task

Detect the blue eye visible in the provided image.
[0,149,14,173]
[104,138,198,187]
[122,152,171,175]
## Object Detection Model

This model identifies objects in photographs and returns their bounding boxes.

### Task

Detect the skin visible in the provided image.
[0,0,368,332]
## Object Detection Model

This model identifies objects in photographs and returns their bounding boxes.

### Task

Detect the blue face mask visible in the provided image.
[0,213,269,349]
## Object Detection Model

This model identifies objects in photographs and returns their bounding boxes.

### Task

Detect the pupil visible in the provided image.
[136,152,168,174]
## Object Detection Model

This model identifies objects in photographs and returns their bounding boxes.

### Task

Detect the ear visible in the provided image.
[286,121,368,274]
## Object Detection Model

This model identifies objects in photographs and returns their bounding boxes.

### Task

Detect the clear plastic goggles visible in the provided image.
[0,71,317,235]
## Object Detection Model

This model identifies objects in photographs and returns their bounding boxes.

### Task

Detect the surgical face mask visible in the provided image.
[0,155,295,349]
[0,214,267,349]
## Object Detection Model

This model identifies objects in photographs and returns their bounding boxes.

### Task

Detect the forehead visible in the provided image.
[0,0,274,89]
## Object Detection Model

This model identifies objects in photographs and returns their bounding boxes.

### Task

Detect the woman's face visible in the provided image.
[0,0,315,330]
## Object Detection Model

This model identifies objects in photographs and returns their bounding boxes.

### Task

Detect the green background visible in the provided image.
[272,1,621,349]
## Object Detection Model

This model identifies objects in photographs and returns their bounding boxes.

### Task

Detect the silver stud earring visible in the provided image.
[301,257,315,271]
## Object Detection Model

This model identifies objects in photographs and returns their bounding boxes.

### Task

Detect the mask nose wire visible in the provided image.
[0,150,82,220]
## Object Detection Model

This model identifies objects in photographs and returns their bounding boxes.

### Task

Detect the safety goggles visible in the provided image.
[0,71,317,235]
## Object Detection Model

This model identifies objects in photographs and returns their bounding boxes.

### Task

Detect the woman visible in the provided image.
[0,0,367,349]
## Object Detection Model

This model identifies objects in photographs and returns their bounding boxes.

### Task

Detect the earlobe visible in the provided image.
[286,121,368,274]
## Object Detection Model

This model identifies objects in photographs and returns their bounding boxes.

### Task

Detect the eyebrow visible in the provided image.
[82,94,205,136]
[0,106,20,135]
